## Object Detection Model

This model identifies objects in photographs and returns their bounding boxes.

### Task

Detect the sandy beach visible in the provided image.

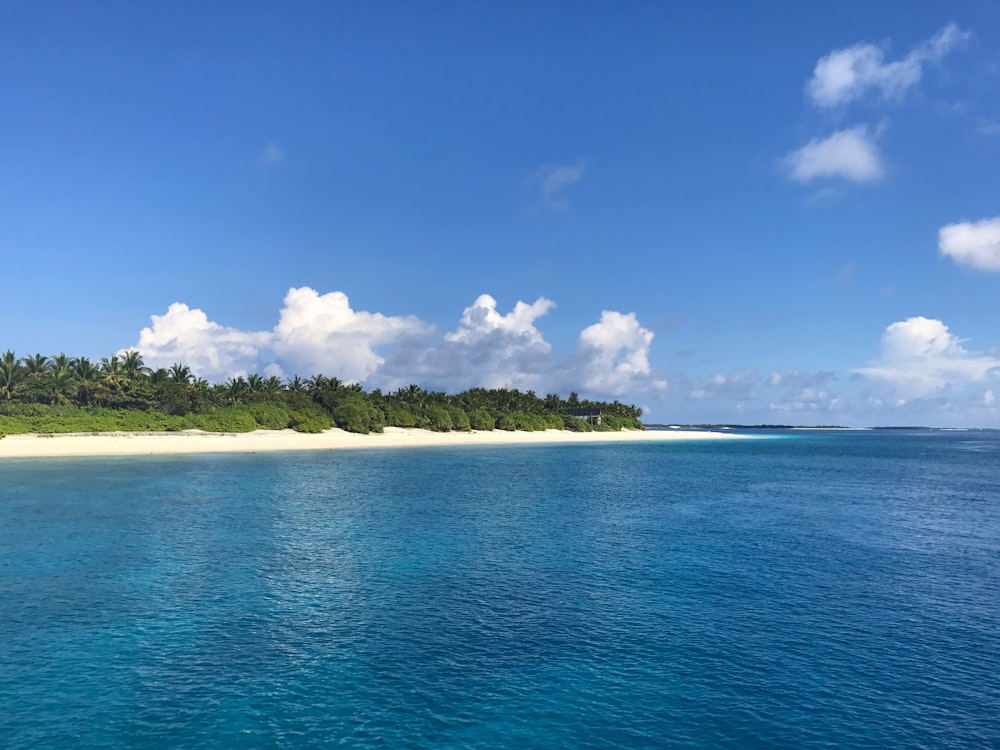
[0,426,743,459]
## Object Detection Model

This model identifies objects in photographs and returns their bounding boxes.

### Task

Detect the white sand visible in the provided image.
[0,426,744,459]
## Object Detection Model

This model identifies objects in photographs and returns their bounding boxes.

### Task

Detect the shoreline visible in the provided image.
[0,426,746,459]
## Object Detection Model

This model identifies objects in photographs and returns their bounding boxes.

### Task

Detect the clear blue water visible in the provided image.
[1,431,999,748]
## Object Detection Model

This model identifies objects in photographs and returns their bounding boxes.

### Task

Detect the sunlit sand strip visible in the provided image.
[0,426,747,459]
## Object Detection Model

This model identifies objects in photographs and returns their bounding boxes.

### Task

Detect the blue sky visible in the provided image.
[2,1,999,426]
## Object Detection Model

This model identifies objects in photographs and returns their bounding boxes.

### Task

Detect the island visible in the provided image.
[1,350,643,438]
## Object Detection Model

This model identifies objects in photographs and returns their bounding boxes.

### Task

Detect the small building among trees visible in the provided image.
[566,408,601,426]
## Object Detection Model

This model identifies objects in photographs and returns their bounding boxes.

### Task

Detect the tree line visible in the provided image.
[0,350,643,435]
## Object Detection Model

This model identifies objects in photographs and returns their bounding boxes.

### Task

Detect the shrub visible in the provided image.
[498,411,546,431]
[190,409,258,433]
[467,409,495,431]
[542,412,564,430]
[289,407,333,433]
[562,415,592,432]
[496,414,517,431]
[424,405,453,432]
[248,403,292,430]
[448,406,471,432]
[386,408,417,428]
[333,399,385,434]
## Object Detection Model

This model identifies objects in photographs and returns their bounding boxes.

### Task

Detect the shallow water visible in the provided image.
[2,431,999,747]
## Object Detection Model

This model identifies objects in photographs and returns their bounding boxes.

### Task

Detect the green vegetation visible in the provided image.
[0,350,644,435]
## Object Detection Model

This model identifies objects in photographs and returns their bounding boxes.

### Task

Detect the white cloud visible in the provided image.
[687,369,758,402]
[257,142,286,167]
[576,311,667,396]
[445,294,554,346]
[378,294,557,392]
[132,288,665,400]
[271,287,429,380]
[765,370,841,416]
[939,217,1000,271]
[531,161,586,212]
[784,125,883,183]
[857,316,1000,395]
[134,302,269,379]
[806,23,970,108]
[767,370,836,388]
[768,387,842,415]
[135,287,427,383]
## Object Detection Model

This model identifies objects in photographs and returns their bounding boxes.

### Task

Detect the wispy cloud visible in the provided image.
[531,161,586,213]
[827,263,857,285]
[784,125,883,183]
[976,118,1000,136]
[806,23,970,108]
[257,142,286,168]
[687,370,758,402]
[939,217,1000,271]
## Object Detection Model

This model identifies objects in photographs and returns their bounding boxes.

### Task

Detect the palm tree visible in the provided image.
[285,375,305,393]
[149,368,170,387]
[261,375,283,397]
[167,363,192,384]
[400,384,429,409]
[0,350,22,400]
[51,353,72,372]
[49,367,74,406]
[120,350,150,381]
[225,376,248,405]
[92,355,125,407]
[22,353,51,378]
[305,374,328,395]
[100,355,123,382]
[72,357,100,383]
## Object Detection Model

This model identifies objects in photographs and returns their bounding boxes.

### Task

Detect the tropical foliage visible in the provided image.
[0,350,643,436]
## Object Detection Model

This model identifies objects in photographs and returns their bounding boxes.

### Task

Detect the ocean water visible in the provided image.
[1,431,998,748]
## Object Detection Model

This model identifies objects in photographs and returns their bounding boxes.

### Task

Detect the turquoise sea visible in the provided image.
[1,430,999,748]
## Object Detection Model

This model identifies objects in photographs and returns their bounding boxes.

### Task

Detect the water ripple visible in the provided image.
[2,434,999,747]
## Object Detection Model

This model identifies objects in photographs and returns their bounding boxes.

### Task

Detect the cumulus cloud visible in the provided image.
[134,303,270,379]
[136,287,427,383]
[939,217,1000,271]
[380,297,666,398]
[784,125,883,183]
[576,311,667,396]
[531,161,586,212]
[132,287,664,400]
[445,294,554,346]
[379,294,557,392]
[806,23,970,108]
[271,287,429,379]
[857,316,1000,395]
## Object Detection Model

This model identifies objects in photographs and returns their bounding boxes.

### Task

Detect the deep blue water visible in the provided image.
[1,431,999,748]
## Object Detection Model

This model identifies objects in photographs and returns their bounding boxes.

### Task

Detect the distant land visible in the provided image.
[646,424,850,430]
[647,424,999,431]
